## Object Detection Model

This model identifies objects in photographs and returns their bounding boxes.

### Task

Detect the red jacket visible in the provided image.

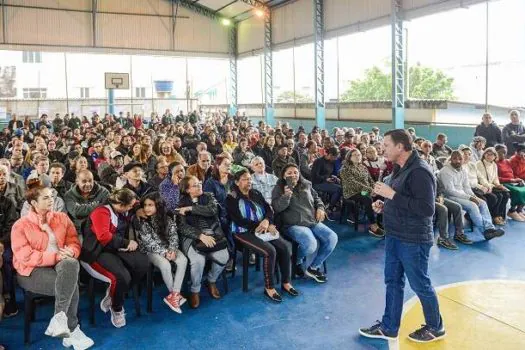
[510,155,525,180]
[496,159,516,183]
[81,204,132,262]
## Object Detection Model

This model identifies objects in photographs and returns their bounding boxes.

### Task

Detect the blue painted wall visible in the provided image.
[258,118,476,148]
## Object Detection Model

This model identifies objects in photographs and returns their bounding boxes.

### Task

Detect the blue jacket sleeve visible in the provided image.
[390,169,435,218]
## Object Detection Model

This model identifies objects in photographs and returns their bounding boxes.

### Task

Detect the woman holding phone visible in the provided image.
[271,164,338,283]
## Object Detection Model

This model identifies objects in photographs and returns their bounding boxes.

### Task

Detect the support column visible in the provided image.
[229,24,238,117]
[108,89,114,115]
[92,0,97,47]
[391,0,405,129]
[263,9,274,126]
[1,0,6,44]
[313,0,325,130]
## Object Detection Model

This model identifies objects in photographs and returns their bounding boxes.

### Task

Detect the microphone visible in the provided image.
[378,169,384,182]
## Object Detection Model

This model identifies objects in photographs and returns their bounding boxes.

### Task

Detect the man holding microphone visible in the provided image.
[359,129,445,343]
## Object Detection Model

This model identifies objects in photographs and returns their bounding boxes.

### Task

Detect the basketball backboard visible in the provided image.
[105,72,129,89]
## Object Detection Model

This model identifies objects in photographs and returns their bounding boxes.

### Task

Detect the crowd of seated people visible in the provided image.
[0,108,525,349]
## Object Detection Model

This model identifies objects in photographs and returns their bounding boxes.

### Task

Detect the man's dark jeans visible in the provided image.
[381,236,443,335]
[313,182,342,207]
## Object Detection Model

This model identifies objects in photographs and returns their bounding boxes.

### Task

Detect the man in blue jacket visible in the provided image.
[359,129,445,343]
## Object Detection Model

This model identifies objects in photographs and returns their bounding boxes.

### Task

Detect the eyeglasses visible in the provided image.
[191,182,202,188]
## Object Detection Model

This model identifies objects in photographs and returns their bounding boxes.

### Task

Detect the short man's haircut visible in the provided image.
[49,162,66,173]
[436,133,447,140]
[384,129,413,152]
[326,146,340,157]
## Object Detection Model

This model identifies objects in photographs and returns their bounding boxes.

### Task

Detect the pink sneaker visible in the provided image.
[163,293,182,314]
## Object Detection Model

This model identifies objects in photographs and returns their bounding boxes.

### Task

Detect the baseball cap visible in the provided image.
[110,151,123,159]
[123,161,143,173]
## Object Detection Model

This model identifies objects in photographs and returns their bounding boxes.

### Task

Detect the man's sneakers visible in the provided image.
[454,233,473,245]
[45,311,70,338]
[63,325,94,350]
[359,321,398,341]
[408,324,446,343]
[483,228,505,241]
[305,267,327,283]
[110,307,126,328]
[368,225,385,239]
[100,286,112,313]
[360,321,446,343]
[437,237,458,250]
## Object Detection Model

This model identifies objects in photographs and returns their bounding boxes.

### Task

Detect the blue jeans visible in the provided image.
[449,196,495,234]
[286,223,338,269]
[382,236,442,335]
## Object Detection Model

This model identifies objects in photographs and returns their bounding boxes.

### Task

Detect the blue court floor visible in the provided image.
[1,219,525,349]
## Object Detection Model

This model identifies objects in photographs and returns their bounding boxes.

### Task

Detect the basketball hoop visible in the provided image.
[105,73,129,90]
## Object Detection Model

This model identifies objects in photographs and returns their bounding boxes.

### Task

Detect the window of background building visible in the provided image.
[22,51,42,63]
[23,88,47,99]
[80,87,90,98]
[135,87,146,98]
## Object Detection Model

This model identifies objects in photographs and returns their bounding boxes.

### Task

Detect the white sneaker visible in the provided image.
[63,326,94,350]
[110,307,126,328]
[44,311,70,338]
[100,286,112,313]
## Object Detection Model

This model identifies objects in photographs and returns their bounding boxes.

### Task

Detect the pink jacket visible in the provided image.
[11,210,80,276]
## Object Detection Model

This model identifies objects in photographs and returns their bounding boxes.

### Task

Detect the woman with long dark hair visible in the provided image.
[135,192,188,313]
[81,188,149,328]
[226,168,298,302]
[271,164,338,284]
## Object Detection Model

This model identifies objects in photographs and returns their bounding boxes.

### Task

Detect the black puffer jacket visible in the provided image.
[0,195,19,245]
[178,192,223,254]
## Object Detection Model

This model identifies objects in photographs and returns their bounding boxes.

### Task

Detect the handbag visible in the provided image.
[193,227,228,253]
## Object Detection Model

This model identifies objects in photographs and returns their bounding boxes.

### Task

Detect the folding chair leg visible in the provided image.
[231,250,237,278]
[147,265,153,313]
[323,261,327,274]
[242,247,249,292]
[24,294,32,344]
[221,270,229,295]
[354,204,359,231]
[255,254,261,272]
[291,244,298,280]
[133,285,141,317]
[88,277,95,325]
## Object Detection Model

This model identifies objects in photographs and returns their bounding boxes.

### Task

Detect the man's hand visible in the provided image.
[372,200,384,214]
[316,209,326,222]
[373,182,396,200]
[470,196,483,206]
